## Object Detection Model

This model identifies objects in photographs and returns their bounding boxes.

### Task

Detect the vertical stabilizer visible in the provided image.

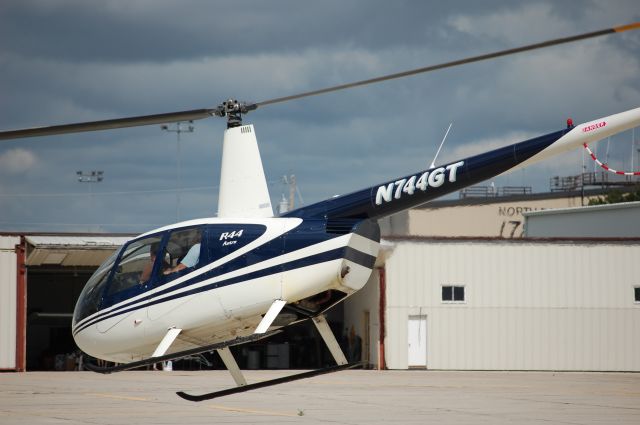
[217,124,273,218]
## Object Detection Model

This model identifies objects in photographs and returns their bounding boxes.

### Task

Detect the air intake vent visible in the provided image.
[240,126,252,133]
[326,219,358,235]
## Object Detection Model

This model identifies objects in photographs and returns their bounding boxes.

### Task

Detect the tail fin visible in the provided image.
[217,125,273,218]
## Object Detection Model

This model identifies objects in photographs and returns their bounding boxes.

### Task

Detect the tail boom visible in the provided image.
[284,107,640,221]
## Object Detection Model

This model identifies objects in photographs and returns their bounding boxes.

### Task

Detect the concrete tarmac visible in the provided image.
[1,370,639,424]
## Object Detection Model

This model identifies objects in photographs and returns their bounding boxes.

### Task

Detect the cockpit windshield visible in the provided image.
[72,249,120,325]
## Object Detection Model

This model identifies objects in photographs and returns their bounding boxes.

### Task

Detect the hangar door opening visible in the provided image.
[26,268,92,370]
[408,315,427,368]
[24,235,130,371]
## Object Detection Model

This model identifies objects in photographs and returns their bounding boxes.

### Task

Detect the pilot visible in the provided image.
[140,242,161,283]
[164,237,201,275]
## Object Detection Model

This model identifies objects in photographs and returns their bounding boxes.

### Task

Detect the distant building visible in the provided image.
[379,189,606,238]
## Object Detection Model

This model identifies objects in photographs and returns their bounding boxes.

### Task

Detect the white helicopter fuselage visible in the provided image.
[72,216,380,363]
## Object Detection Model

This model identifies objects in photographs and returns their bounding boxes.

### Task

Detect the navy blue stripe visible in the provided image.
[74,245,375,336]
[344,246,376,269]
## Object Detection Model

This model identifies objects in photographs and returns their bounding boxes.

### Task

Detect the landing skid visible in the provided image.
[176,362,363,402]
[85,311,359,402]
[177,313,358,402]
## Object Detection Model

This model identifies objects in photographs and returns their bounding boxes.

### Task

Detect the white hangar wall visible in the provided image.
[0,236,20,370]
[382,239,640,371]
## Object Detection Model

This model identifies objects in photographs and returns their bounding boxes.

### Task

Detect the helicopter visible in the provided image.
[1,22,639,402]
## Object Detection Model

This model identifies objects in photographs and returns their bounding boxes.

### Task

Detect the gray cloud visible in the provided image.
[0,0,518,62]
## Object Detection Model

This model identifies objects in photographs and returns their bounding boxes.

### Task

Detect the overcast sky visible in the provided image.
[0,0,638,233]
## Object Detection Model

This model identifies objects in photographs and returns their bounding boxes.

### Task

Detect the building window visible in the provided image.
[442,285,465,302]
[635,286,640,303]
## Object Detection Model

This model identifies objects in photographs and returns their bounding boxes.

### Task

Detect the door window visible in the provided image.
[107,235,163,296]
[160,227,204,282]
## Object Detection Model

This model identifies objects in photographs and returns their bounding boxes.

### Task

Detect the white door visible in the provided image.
[407,315,427,368]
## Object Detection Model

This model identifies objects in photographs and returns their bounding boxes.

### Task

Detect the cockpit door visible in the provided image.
[147,226,206,321]
[97,234,163,333]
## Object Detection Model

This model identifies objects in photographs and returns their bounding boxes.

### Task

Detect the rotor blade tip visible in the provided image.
[614,22,640,33]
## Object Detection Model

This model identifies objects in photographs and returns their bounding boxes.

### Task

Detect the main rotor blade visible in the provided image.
[1,23,637,141]
[0,108,218,140]
[255,22,640,107]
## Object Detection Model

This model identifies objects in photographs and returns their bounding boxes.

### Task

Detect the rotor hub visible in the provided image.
[215,99,257,128]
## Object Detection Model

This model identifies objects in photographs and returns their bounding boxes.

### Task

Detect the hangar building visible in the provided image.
[0,235,130,371]
[344,196,640,371]
[1,189,638,372]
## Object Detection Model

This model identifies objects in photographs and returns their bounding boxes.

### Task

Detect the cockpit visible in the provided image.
[72,223,266,326]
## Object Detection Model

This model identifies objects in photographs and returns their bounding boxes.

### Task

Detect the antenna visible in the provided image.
[289,174,296,210]
[429,122,453,169]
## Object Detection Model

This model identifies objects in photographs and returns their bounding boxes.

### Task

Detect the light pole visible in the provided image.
[77,170,104,231]
[161,121,194,221]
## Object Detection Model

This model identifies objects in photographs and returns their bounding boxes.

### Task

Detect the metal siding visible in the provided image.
[0,236,19,369]
[384,240,640,371]
[525,202,640,237]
